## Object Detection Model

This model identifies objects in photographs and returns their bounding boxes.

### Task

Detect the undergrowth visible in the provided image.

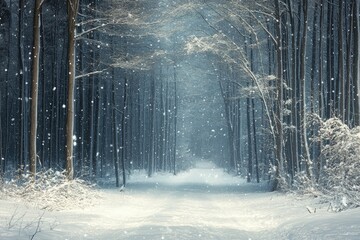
[0,169,100,211]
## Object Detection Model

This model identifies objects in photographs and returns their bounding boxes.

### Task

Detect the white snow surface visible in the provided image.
[1,161,360,240]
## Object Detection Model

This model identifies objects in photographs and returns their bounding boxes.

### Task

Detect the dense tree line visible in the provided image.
[0,0,360,198]
[0,0,179,186]
[184,0,360,191]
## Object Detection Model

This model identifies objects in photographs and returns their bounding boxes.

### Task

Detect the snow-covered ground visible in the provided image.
[1,161,360,240]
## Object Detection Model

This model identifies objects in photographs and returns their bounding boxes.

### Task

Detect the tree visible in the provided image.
[18,0,26,176]
[355,0,360,125]
[0,0,10,176]
[299,0,312,179]
[29,0,43,178]
[66,0,80,180]
[272,0,285,190]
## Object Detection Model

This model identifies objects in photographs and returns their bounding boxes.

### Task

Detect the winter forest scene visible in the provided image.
[0,0,360,239]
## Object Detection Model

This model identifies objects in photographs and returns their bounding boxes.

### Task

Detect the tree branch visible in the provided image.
[75,70,103,79]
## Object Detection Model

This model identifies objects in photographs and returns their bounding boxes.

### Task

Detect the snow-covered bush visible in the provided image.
[292,171,317,195]
[2,169,100,210]
[267,164,291,192]
[317,117,360,210]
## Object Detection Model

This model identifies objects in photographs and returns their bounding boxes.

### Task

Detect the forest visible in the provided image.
[0,0,360,208]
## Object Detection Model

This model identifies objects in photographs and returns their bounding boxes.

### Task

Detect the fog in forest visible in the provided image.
[1,0,360,239]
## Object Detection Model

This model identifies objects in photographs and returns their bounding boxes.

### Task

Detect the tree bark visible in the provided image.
[111,67,119,187]
[273,0,284,190]
[18,0,25,175]
[121,77,128,186]
[29,0,42,178]
[66,0,79,180]
[252,99,259,183]
[338,0,345,121]
[299,0,312,179]
[173,64,178,175]
[355,0,360,125]
[0,0,10,176]
[246,96,252,182]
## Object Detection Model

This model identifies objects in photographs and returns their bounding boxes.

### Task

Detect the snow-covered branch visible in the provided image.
[75,70,104,80]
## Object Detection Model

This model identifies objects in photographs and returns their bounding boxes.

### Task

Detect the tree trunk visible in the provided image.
[355,0,360,125]
[309,2,318,163]
[29,0,42,178]
[252,99,259,183]
[299,0,312,179]
[121,77,128,186]
[287,0,300,178]
[273,0,284,190]
[338,0,345,121]
[18,0,25,176]
[219,80,236,171]
[0,0,10,176]
[318,0,324,121]
[66,0,79,180]
[173,64,178,175]
[326,0,335,118]
[111,67,119,188]
[148,73,155,177]
[246,96,252,182]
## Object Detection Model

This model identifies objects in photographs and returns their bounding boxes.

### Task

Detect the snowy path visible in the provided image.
[1,161,360,239]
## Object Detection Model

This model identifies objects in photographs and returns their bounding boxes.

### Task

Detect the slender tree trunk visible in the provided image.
[164,75,170,171]
[18,0,25,175]
[111,68,119,187]
[345,1,353,125]
[309,2,318,162]
[327,0,335,118]
[121,77,128,186]
[249,32,259,183]
[355,0,360,125]
[252,99,259,183]
[287,0,300,177]
[66,0,80,180]
[40,12,47,168]
[318,0,324,121]
[0,0,9,176]
[338,0,345,121]
[173,65,178,175]
[246,96,253,182]
[148,74,155,177]
[1,0,11,175]
[160,69,166,171]
[90,75,99,178]
[237,98,242,174]
[299,0,312,179]
[219,80,235,171]
[273,0,284,190]
[29,0,42,178]
[317,0,325,181]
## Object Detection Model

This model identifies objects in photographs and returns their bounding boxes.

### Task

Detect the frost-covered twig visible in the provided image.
[30,211,45,240]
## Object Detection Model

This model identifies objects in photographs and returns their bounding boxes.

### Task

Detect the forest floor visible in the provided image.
[1,161,360,240]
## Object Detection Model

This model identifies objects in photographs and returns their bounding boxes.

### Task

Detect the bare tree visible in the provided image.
[29,0,43,178]
[299,0,312,179]
[66,0,80,180]
[0,0,10,176]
